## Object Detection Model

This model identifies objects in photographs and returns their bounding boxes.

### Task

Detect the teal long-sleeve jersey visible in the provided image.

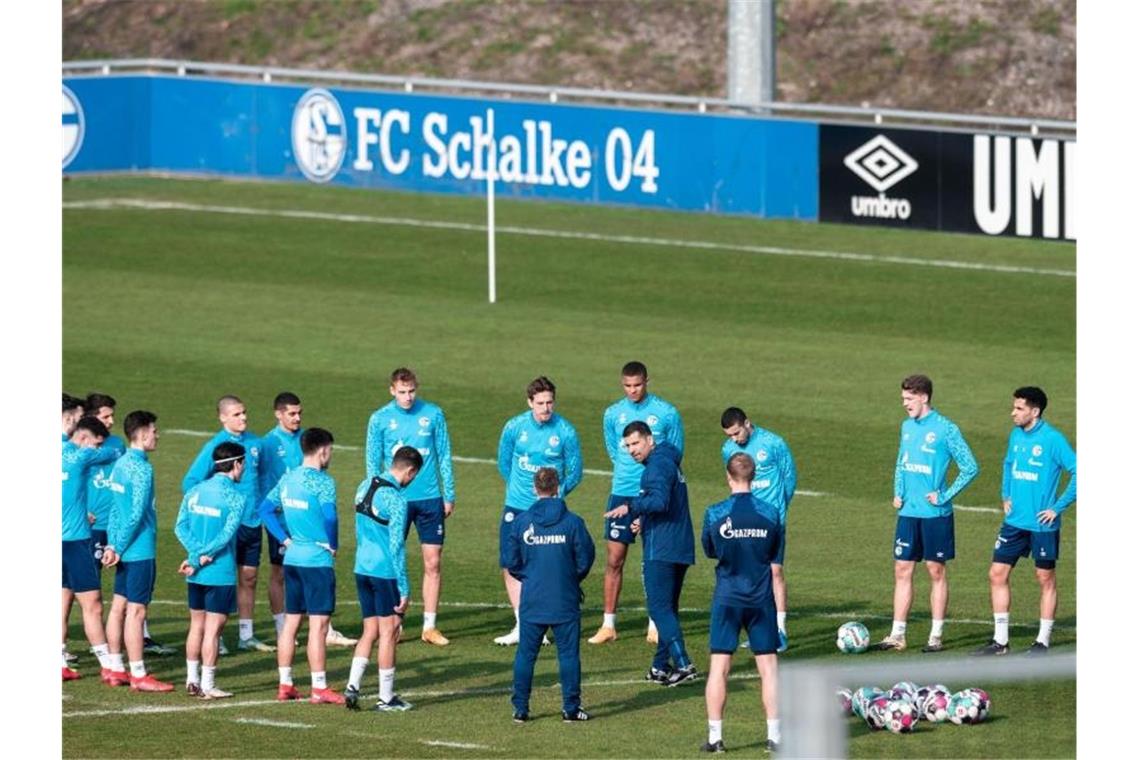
[364,399,455,503]
[1002,419,1076,532]
[497,411,582,510]
[63,440,121,541]
[174,474,245,586]
[721,425,797,524]
[603,393,684,497]
[182,429,263,527]
[261,467,338,569]
[894,409,979,518]
[259,425,302,499]
[87,434,126,530]
[106,449,157,562]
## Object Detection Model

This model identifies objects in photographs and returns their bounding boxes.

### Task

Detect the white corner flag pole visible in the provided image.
[486,107,497,304]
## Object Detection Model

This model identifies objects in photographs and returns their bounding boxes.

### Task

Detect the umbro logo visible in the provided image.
[844,135,918,193]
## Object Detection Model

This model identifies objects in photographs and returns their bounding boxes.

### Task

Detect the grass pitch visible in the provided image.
[62,176,1076,757]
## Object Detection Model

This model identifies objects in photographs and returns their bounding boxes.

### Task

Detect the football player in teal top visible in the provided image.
[493,376,582,645]
[878,374,978,653]
[260,392,303,641]
[590,362,683,646]
[973,386,1076,657]
[365,368,456,646]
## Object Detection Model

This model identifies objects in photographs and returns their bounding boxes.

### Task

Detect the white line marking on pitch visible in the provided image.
[233,717,314,729]
[64,698,281,718]
[420,740,493,750]
[64,198,1076,278]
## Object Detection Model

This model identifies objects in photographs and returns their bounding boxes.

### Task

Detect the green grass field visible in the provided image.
[62,176,1076,757]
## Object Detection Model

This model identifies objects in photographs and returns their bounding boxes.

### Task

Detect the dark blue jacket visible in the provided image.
[503,497,596,624]
[630,442,695,566]
[701,492,782,607]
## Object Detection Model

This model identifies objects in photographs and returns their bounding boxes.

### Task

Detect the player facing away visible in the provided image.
[365,368,456,646]
[701,454,783,753]
[590,361,683,647]
[102,410,173,692]
[262,392,356,648]
[494,376,583,645]
[972,387,1076,657]
[182,395,271,653]
[604,421,698,686]
[259,427,345,704]
[720,406,797,653]
[878,374,979,653]
[62,416,121,681]
[175,441,247,699]
[62,393,85,441]
[504,467,596,723]
[344,446,423,712]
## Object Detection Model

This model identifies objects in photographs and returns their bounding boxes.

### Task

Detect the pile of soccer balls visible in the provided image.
[837,681,991,734]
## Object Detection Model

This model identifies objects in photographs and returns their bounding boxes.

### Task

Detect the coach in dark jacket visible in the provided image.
[504,467,595,722]
[604,421,697,686]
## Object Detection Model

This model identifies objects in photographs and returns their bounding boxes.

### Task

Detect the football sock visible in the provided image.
[768,719,782,745]
[311,671,327,690]
[202,666,216,691]
[708,720,723,744]
[890,620,907,638]
[61,648,70,668]
[238,619,254,640]
[648,619,658,634]
[379,668,395,702]
[279,666,293,686]
[143,620,152,640]
[273,614,285,637]
[994,613,1010,645]
[514,609,520,627]
[1036,619,1054,646]
[930,618,945,639]
[348,657,369,690]
[186,659,201,685]
[423,612,437,631]
[776,612,787,633]
[92,643,113,669]
[109,653,125,672]
[129,660,147,678]
[603,613,616,628]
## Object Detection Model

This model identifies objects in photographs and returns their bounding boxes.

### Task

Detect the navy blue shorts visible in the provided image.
[993,522,1059,569]
[405,498,445,546]
[187,582,237,615]
[62,539,101,593]
[91,528,109,568]
[284,565,336,616]
[266,527,286,567]
[499,507,526,567]
[356,574,402,618]
[709,602,779,655]
[604,494,638,545]
[236,524,262,568]
[113,558,156,604]
[894,514,955,563]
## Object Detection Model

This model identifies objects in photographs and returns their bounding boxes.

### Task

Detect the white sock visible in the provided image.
[767,719,782,744]
[92,643,113,669]
[379,667,395,702]
[239,619,253,640]
[311,671,327,690]
[348,657,369,690]
[1037,619,1054,646]
[186,659,201,685]
[777,612,787,633]
[143,620,152,639]
[930,618,945,639]
[423,612,437,631]
[514,608,520,628]
[273,613,285,636]
[648,619,658,634]
[109,653,125,672]
[603,613,616,628]
[708,719,723,744]
[129,660,147,678]
[202,665,216,691]
[994,613,1010,645]
[278,666,293,686]
[890,620,907,638]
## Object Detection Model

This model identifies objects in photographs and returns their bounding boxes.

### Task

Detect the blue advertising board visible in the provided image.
[63,75,819,221]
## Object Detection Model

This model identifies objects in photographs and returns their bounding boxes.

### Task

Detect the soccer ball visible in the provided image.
[916,683,949,711]
[864,696,891,730]
[837,687,854,716]
[948,690,988,725]
[891,681,919,700]
[884,697,920,734]
[836,621,871,653]
[961,688,991,720]
[851,686,883,719]
[921,688,952,722]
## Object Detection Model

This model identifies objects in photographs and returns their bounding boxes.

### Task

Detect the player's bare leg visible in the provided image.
[1030,567,1057,653]
[419,545,449,645]
[972,562,1013,655]
[922,561,948,651]
[876,560,913,650]
[589,542,627,644]
[198,612,230,698]
[495,571,523,645]
[755,653,780,748]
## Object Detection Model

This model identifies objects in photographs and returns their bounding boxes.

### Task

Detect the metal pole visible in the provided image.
[727,0,776,109]
[486,107,496,304]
